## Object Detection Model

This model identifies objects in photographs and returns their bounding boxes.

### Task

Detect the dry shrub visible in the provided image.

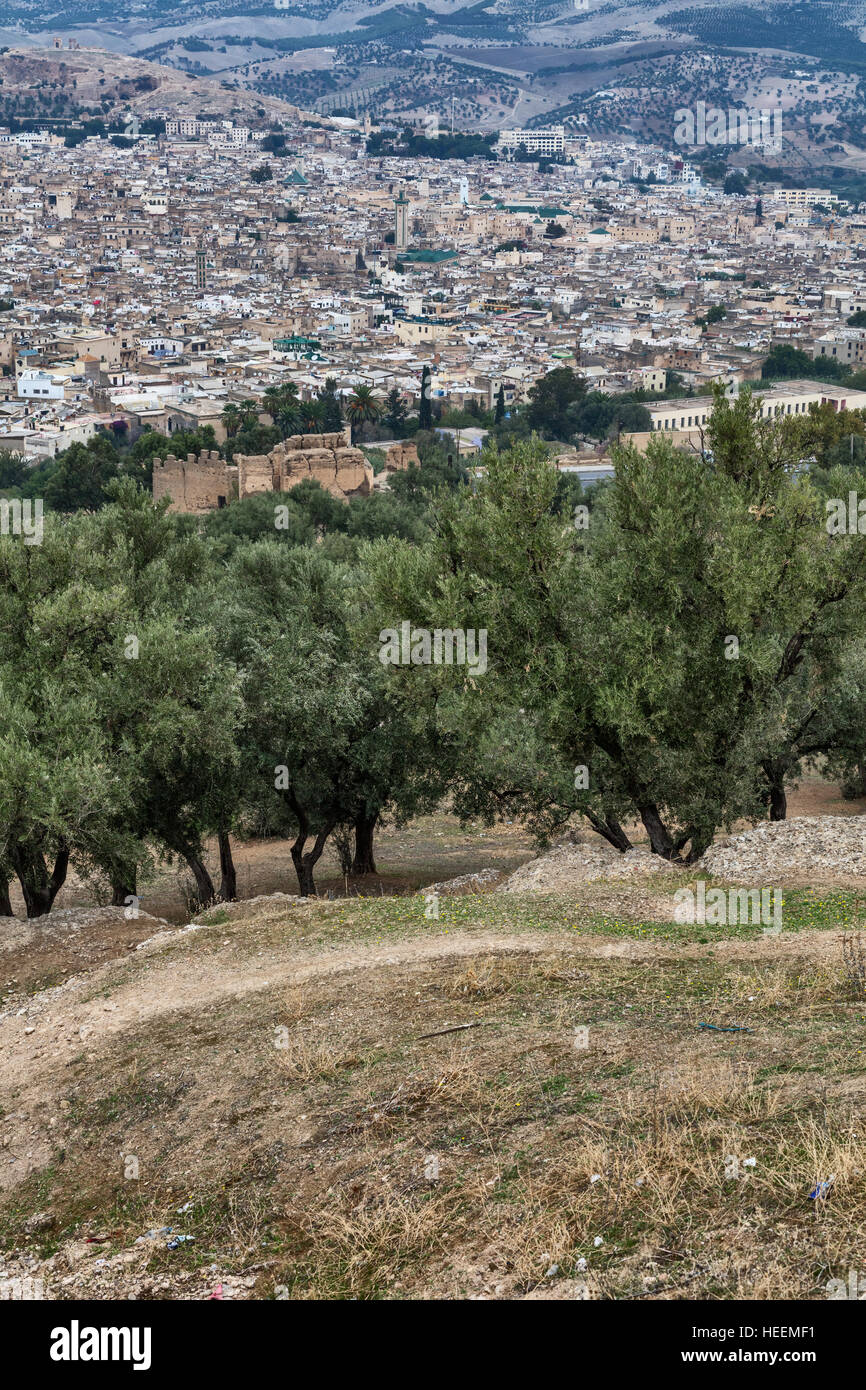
[449,956,512,998]
[275,1036,361,1082]
[841,931,866,1000]
[285,1167,462,1298]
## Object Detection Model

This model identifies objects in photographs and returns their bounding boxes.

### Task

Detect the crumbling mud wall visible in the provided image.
[152,450,236,513]
[236,429,373,502]
[152,431,374,512]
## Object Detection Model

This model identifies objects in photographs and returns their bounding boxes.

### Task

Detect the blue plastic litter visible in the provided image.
[808,1178,835,1200]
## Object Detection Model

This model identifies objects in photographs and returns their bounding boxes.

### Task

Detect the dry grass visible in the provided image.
[841,931,866,1001]
[3,910,866,1300]
[275,1037,362,1083]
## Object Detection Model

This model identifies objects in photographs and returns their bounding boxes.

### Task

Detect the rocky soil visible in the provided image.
[421,869,505,896]
[699,815,866,884]
[0,905,172,1001]
[500,838,677,893]
[490,816,866,894]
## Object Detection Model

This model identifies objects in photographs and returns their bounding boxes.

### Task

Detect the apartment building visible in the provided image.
[814,329,866,367]
[498,127,566,157]
[768,188,840,209]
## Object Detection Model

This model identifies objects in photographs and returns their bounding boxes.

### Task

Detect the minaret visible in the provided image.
[195,242,207,292]
[394,192,409,251]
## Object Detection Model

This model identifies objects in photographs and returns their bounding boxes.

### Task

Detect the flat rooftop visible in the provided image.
[648,379,866,414]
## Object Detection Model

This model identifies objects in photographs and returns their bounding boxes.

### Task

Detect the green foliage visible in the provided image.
[0,481,234,912]
[345,385,382,443]
[762,343,848,382]
[384,386,408,436]
[42,436,120,512]
[366,128,497,161]
[318,378,344,433]
[525,367,587,440]
[8,385,866,915]
[367,395,866,858]
[724,172,748,197]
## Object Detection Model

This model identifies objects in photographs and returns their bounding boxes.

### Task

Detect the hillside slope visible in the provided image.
[1,885,864,1300]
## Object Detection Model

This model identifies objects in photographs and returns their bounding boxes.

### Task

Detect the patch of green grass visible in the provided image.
[200,907,230,926]
[771,887,866,933]
[541,1074,570,1097]
[292,885,866,948]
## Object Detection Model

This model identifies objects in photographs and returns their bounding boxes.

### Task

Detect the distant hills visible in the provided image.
[3,0,866,169]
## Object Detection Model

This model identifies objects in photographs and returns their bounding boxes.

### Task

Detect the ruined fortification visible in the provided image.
[383,440,420,471]
[236,428,373,502]
[152,431,418,514]
[152,450,236,514]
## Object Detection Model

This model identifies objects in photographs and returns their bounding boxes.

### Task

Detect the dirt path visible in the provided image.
[1,927,557,1088]
[1,914,843,1101]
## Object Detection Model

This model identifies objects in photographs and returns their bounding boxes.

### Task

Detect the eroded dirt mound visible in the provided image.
[421,869,505,896]
[0,906,172,999]
[699,816,866,884]
[500,838,677,893]
[0,902,854,1301]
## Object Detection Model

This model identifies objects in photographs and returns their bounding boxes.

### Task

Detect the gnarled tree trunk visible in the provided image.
[638,803,677,859]
[585,811,632,853]
[110,864,137,907]
[289,818,335,897]
[182,850,215,908]
[218,830,237,902]
[351,810,378,876]
[11,840,70,919]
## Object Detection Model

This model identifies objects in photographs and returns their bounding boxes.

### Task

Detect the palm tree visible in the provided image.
[237,399,260,432]
[298,399,324,434]
[264,383,300,440]
[276,403,299,439]
[221,402,240,439]
[345,384,382,443]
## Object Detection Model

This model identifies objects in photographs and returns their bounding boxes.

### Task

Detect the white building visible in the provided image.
[644,381,866,438]
[0,130,53,147]
[17,370,65,401]
[498,126,565,157]
[769,188,840,209]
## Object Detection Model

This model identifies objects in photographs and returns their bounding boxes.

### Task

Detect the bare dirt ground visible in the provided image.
[13,810,538,925]
[27,771,865,920]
